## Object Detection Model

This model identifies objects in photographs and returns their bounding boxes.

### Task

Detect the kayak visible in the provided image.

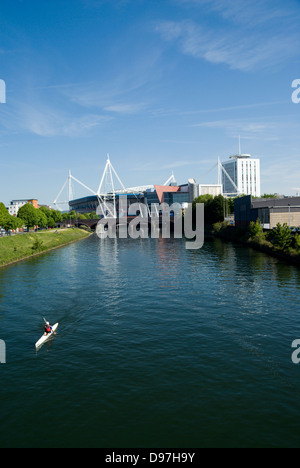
[35,323,59,349]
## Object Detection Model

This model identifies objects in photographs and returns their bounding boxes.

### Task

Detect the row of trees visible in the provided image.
[62,211,98,221]
[0,203,64,231]
[17,204,64,229]
[0,202,99,232]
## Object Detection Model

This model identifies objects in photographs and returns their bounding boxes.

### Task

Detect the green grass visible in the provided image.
[0,228,91,267]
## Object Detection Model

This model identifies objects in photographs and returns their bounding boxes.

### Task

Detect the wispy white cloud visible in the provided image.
[178,0,300,26]
[28,112,111,138]
[60,45,163,115]
[156,0,300,72]
[195,119,275,132]
[60,75,151,117]
[104,102,146,115]
[155,18,300,72]
[0,99,112,138]
[192,117,287,141]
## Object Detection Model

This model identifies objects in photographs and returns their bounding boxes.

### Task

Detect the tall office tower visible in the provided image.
[220,141,261,197]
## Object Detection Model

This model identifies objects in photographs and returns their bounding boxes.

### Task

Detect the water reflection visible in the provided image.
[1,235,300,448]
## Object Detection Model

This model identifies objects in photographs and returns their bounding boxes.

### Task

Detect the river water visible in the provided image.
[1,235,300,448]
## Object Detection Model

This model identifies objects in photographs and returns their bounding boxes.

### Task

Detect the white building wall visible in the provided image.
[199,185,223,197]
[7,201,27,217]
[222,157,261,198]
[237,159,261,198]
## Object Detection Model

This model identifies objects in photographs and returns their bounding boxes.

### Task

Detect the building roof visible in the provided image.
[229,154,251,160]
[11,199,38,203]
[252,196,300,209]
[154,185,180,203]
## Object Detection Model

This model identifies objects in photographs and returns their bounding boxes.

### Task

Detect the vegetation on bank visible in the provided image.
[213,220,300,262]
[193,195,231,225]
[192,193,281,226]
[0,202,64,231]
[64,210,99,220]
[0,201,99,233]
[0,228,90,267]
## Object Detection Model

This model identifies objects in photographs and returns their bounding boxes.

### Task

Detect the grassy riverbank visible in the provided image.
[0,228,91,267]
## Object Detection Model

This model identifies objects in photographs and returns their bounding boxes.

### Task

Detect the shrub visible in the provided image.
[249,220,264,240]
[213,221,229,233]
[32,238,44,252]
[272,223,293,251]
[295,233,300,252]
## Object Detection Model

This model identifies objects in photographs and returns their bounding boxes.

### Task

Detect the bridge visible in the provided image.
[63,215,180,232]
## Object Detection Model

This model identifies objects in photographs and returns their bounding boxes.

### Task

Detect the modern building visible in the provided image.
[199,184,223,197]
[7,199,38,217]
[235,195,300,229]
[69,193,146,215]
[221,154,261,198]
[69,181,195,215]
[145,185,190,211]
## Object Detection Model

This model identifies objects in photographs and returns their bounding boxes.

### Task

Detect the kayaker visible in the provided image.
[44,322,53,336]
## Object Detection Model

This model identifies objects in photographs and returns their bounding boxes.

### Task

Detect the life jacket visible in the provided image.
[45,325,52,334]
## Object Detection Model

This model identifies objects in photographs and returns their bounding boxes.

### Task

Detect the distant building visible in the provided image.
[69,194,146,215]
[199,184,223,197]
[221,154,261,198]
[7,199,38,217]
[69,182,195,215]
[145,184,191,210]
[235,195,300,229]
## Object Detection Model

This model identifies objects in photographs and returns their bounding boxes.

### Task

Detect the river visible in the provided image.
[0,235,300,448]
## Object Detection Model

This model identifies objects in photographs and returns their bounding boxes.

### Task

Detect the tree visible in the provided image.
[52,210,62,223]
[249,220,264,240]
[62,212,70,221]
[18,203,39,229]
[47,216,56,228]
[261,193,278,199]
[38,207,62,227]
[0,203,24,231]
[36,210,48,228]
[272,223,293,251]
[210,195,225,224]
[194,194,225,225]
[0,202,9,228]
[2,216,24,231]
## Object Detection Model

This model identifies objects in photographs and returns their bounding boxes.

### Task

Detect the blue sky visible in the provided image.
[1,0,300,205]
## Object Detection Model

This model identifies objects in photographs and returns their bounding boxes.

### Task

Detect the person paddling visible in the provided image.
[44,322,55,336]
